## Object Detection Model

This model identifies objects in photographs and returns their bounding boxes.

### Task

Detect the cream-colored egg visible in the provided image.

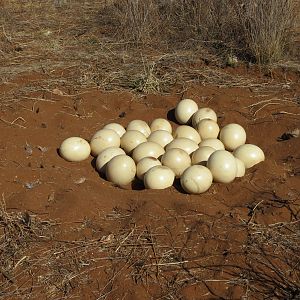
[173,125,201,144]
[106,154,136,186]
[103,123,126,137]
[127,120,151,138]
[150,118,172,133]
[219,123,246,151]
[120,130,147,154]
[95,147,125,174]
[132,142,165,163]
[59,137,91,162]
[175,99,198,124]
[192,108,218,127]
[136,157,161,180]
[196,119,220,140]
[180,165,213,194]
[207,150,237,183]
[165,138,198,155]
[191,146,216,165]
[233,144,265,168]
[90,129,120,156]
[148,130,174,148]
[144,166,175,189]
[198,138,225,150]
[235,158,246,177]
[161,148,191,178]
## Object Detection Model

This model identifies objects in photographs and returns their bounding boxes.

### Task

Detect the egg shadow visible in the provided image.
[167,108,177,123]
[91,157,97,170]
[131,178,145,191]
[90,157,106,180]
[173,178,188,194]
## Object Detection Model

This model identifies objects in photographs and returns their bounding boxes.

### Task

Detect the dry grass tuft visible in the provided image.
[106,0,162,46]
[235,0,298,64]
[231,220,300,299]
[99,0,299,64]
[0,196,54,298]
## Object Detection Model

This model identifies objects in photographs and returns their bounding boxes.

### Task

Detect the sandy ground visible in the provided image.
[0,69,299,299]
[0,2,299,298]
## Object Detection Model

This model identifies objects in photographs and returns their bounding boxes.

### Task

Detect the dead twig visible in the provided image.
[0,117,26,129]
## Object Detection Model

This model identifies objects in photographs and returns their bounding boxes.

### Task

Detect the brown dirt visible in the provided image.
[0,1,299,299]
[0,71,299,299]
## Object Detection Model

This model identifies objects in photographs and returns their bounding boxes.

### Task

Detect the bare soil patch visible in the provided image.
[1,76,299,299]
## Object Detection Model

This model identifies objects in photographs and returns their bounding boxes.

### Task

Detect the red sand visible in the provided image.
[0,70,299,299]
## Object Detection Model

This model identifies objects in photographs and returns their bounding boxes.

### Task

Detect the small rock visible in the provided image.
[24,180,40,189]
[74,177,86,184]
[48,191,55,203]
[277,128,299,141]
[37,146,48,153]
[25,143,33,156]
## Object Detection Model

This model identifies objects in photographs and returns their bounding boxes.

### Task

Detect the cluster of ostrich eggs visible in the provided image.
[59,98,265,194]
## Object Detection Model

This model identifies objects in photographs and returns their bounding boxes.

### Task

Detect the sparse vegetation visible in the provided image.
[232,220,300,299]
[99,0,299,64]
[0,1,299,299]
[1,197,299,299]
[235,0,299,64]
[0,0,299,108]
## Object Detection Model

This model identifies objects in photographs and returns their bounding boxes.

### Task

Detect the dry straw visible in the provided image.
[1,194,299,299]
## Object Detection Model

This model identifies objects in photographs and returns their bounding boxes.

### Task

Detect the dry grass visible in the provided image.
[100,0,299,64]
[231,220,300,299]
[103,0,162,46]
[0,197,55,298]
[235,0,299,64]
[1,199,228,299]
[1,195,299,299]
[0,0,299,110]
